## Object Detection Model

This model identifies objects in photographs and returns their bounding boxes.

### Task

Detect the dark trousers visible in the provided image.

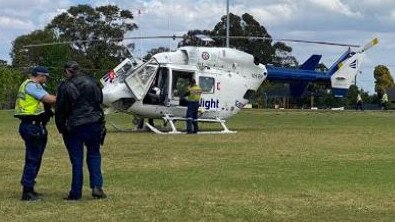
[63,122,103,198]
[19,122,47,188]
[186,101,199,133]
[381,102,388,110]
[356,101,364,110]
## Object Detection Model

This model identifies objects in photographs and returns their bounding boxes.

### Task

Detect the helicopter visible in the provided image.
[100,37,378,134]
[101,45,266,134]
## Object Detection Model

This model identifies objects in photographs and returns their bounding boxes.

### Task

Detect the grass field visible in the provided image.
[0,109,394,221]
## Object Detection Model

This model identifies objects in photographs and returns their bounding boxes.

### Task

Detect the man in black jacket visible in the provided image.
[55,61,106,200]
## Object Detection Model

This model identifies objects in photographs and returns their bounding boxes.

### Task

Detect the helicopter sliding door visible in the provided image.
[124,58,159,100]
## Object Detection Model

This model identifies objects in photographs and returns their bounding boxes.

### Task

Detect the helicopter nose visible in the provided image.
[102,91,112,106]
[102,82,134,107]
[102,86,118,106]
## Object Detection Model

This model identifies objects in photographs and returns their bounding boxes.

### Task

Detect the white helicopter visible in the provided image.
[101,46,266,134]
[100,37,378,134]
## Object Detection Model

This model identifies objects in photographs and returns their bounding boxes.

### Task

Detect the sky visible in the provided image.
[1,0,395,94]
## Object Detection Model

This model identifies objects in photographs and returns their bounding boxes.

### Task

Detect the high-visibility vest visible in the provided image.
[357,94,362,102]
[14,79,45,117]
[187,85,202,102]
[382,93,388,103]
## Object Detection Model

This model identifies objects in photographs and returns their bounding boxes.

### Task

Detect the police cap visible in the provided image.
[32,66,50,77]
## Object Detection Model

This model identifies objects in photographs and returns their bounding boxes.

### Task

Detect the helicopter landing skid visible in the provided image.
[144,115,236,134]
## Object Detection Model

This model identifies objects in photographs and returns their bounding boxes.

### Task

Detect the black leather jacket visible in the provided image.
[55,73,104,133]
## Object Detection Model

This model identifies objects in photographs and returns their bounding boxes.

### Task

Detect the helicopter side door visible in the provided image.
[124,58,159,101]
[142,67,169,105]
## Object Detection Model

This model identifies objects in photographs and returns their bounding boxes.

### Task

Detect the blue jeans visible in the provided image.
[63,122,103,198]
[19,122,47,188]
[186,101,199,133]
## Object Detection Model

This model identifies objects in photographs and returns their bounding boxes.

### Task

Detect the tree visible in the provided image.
[346,84,359,108]
[143,47,170,60]
[316,63,328,72]
[210,13,276,65]
[374,65,394,97]
[0,59,7,67]
[11,29,72,92]
[0,67,24,109]
[272,42,298,67]
[9,4,139,95]
[178,30,213,47]
[11,4,138,88]
[46,4,137,78]
[11,29,67,68]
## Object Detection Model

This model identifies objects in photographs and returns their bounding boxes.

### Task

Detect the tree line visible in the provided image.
[0,4,393,109]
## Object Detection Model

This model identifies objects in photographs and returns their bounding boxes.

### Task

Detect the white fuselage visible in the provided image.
[102,46,267,120]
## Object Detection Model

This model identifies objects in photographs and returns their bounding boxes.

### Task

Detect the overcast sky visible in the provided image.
[1,0,394,93]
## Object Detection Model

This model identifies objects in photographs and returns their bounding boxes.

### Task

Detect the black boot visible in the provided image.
[92,187,106,199]
[21,187,41,201]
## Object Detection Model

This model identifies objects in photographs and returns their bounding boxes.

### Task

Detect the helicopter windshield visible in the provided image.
[124,58,160,100]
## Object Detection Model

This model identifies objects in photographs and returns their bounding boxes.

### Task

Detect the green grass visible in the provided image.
[0,109,394,221]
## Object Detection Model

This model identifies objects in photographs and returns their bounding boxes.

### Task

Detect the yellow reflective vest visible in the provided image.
[382,93,388,103]
[14,79,45,117]
[187,85,202,102]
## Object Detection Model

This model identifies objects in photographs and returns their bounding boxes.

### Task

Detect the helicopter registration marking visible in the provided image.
[252,73,264,79]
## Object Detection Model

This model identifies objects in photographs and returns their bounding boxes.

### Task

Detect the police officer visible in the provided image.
[185,78,202,134]
[14,66,56,201]
[55,61,106,200]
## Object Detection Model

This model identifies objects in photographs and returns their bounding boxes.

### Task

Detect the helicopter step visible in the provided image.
[145,114,236,134]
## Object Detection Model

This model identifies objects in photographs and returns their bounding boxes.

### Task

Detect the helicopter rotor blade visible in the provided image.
[360,37,379,52]
[274,38,360,48]
[211,35,360,48]
[23,34,360,48]
[23,35,185,48]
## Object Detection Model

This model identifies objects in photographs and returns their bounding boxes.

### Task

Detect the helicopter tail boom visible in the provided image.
[265,38,378,97]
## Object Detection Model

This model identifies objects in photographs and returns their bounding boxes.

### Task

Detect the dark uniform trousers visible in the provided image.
[19,121,47,188]
[186,101,200,133]
[62,122,103,198]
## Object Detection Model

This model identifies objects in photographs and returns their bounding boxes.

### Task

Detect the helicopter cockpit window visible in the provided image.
[116,62,133,77]
[199,76,215,94]
[124,58,160,100]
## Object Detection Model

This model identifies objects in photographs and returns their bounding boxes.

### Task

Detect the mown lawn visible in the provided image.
[0,109,394,221]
